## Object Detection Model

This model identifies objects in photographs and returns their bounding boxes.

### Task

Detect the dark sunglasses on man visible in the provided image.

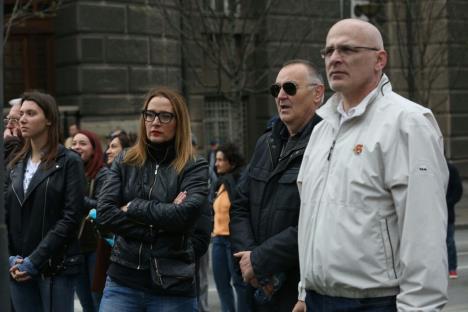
[270,81,319,98]
[141,110,175,124]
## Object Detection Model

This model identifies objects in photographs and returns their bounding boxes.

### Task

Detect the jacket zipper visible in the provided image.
[139,164,159,270]
[42,178,50,239]
[309,127,341,288]
[153,257,163,286]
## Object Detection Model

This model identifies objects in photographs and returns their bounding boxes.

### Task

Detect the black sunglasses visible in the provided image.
[270,81,318,98]
[141,110,175,124]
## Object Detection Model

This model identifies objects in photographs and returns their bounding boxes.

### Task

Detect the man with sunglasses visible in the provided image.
[230,59,324,312]
[297,19,448,311]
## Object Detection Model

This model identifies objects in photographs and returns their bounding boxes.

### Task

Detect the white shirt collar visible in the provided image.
[337,87,378,126]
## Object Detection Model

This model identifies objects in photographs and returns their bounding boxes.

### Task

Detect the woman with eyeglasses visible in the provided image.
[5,91,85,312]
[97,86,209,311]
[71,129,109,312]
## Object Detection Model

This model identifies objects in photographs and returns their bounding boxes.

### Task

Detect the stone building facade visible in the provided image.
[3,0,468,176]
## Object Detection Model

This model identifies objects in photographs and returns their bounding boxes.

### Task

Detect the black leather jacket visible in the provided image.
[5,145,86,273]
[97,150,209,295]
[229,115,321,307]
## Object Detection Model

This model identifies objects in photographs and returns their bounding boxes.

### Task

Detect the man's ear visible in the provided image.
[375,50,388,71]
[314,84,325,107]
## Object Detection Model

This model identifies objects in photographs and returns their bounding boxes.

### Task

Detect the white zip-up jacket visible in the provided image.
[297,75,449,311]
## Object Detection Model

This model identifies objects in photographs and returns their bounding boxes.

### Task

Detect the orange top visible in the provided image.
[212,184,231,236]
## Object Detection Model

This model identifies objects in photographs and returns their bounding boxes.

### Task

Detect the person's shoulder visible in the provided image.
[61,145,81,162]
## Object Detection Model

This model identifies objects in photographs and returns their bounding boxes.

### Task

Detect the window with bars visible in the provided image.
[203,96,246,151]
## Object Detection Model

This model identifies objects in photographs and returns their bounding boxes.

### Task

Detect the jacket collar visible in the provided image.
[12,145,67,205]
[270,114,322,162]
[318,74,392,130]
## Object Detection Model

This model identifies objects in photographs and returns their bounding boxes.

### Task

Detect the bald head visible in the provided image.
[328,19,384,50]
[324,19,387,108]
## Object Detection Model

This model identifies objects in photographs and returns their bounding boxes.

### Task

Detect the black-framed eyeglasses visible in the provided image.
[4,117,19,126]
[270,81,318,98]
[320,45,379,59]
[142,110,175,124]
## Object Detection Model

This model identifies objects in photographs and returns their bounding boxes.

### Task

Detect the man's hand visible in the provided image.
[120,204,129,212]
[292,300,306,312]
[234,250,255,283]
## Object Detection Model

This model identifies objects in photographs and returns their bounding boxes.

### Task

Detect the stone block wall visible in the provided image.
[55,0,182,137]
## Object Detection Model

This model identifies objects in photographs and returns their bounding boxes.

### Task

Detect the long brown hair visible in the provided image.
[123,87,193,173]
[74,129,104,179]
[9,91,61,169]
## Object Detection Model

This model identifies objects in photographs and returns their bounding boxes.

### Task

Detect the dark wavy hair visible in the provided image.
[9,91,62,169]
[74,129,104,179]
[216,142,245,172]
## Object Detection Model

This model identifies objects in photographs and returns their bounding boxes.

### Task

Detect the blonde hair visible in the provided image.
[123,87,193,173]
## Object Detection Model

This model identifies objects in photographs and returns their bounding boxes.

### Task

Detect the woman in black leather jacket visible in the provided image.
[6,91,86,312]
[97,86,209,311]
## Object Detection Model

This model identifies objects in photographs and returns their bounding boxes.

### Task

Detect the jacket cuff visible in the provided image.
[298,281,306,301]
[250,248,268,280]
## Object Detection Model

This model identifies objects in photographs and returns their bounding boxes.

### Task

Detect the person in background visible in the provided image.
[64,123,79,148]
[105,132,133,165]
[4,101,24,164]
[446,161,463,279]
[211,142,249,312]
[97,86,209,311]
[71,129,109,311]
[229,59,324,312]
[91,130,134,301]
[6,91,85,312]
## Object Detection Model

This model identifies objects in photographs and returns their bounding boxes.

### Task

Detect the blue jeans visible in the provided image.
[100,277,197,312]
[306,290,396,311]
[75,251,99,312]
[212,236,250,312]
[10,274,76,312]
[447,223,457,271]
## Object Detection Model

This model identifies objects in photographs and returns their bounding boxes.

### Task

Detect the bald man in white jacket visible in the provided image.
[296,19,448,312]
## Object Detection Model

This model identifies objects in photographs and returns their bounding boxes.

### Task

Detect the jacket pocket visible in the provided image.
[379,218,398,279]
[150,257,195,295]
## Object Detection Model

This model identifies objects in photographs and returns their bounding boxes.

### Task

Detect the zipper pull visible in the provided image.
[155,164,159,175]
[327,140,336,161]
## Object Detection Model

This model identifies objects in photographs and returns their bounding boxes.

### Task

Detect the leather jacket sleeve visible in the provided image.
[190,198,212,259]
[97,154,159,243]
[28,152,86,269]
[84,166,109,210]
[126,158,209,231]
[250,226,299,280]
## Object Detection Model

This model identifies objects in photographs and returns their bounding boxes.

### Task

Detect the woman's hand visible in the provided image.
[9,258,32,282]
[173,191,187,204]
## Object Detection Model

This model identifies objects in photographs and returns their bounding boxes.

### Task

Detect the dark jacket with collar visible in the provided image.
[97,146,209,296]
[230,115,321,308]
[5,145,86,273]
